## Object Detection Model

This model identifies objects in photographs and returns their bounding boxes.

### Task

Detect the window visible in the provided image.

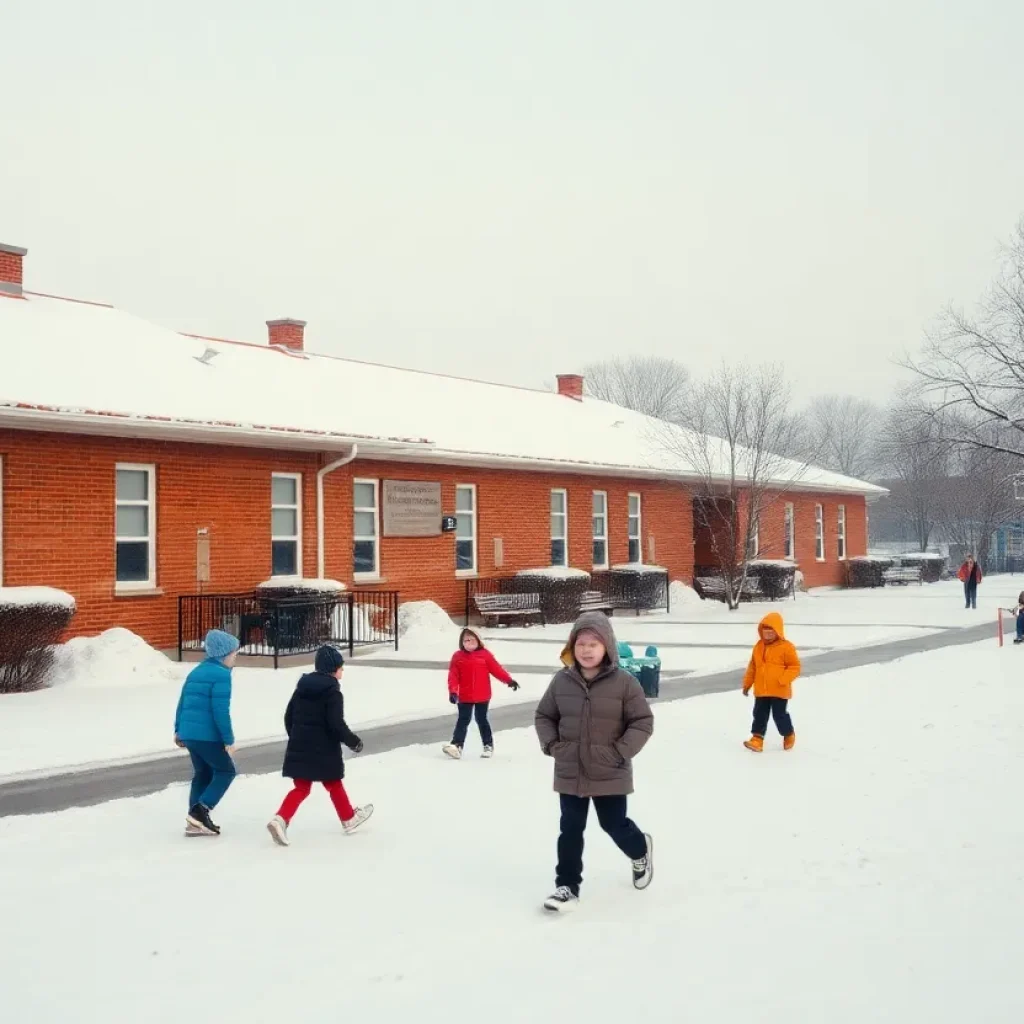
[747,512,760,560]
[784,503,795,560]
[115,464,156,589]
[592,491,609,568]
[550,489,568,566]
[628,493,642,563]
[837,504,847,560]
[271,473,302,577]
[455,484,477,573]
[814,503,825,561]
[353,479,380,577]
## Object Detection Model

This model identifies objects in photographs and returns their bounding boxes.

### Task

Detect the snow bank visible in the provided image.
[397,600,457,639]
[610,563,667,574]
[515,566,590,579]
[669,580,703,606]
[48,628,179,688]
[0,586,76,610]
[256,576,346,592]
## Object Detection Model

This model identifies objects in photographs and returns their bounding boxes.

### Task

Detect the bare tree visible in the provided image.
[583,356,690,423]
[664,363,808,610]
[803,395,883,480]
[906,218,1024,458]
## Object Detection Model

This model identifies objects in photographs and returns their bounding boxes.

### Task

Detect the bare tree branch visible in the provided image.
[583,356,690,423]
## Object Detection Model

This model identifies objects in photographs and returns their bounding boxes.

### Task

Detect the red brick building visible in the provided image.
[0,243,883,648]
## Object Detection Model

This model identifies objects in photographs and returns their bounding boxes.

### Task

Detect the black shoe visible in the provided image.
[187,803,220,836]
[1014,637,1024,645]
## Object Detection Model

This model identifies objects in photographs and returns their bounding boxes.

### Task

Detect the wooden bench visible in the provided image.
[579,590,614,615]
[696,576,763,602]
[882,566,923,586]
[473,592,544,627]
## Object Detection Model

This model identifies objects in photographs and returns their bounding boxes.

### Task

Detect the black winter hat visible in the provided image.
[315,645,345,674]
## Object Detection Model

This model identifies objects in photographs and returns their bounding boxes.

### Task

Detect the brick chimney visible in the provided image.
[267,318,306,352]
[0,243,27,297]
[556,374,584,401]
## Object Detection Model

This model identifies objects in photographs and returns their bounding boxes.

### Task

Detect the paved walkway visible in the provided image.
[0,620,993,819]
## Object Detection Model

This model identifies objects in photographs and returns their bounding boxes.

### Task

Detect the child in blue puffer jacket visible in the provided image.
[174,629,240,837]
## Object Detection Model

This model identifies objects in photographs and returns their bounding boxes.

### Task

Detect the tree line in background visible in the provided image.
[578,216,1024,574]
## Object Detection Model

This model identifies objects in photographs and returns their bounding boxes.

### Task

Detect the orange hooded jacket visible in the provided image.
[742,612,801,700]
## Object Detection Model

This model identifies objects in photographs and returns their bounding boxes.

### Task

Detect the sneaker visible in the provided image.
[743,735,764,753]
[482,745,494,759]
[186,803,220,836]
[184,821,213,838]
[1014,637,1024,645]
[267,815,290,847]
[442,743,462,760]
[543,886,580,913]
[632,833,654,890]
[342,804,374,834]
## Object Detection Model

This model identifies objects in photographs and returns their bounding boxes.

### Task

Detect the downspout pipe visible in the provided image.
[317,445,359,578]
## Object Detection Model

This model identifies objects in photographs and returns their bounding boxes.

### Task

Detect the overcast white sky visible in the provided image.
[3,0,1022,402]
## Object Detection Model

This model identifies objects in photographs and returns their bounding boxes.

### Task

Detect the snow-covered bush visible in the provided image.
[847,556,894,588]
[0,587,77,693]
[516,567,591,624]
[898,554,946,583]
[746,560,798,600]
[255,577,346,601]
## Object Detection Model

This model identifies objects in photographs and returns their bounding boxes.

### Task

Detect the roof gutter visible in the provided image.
[317,446,359,579]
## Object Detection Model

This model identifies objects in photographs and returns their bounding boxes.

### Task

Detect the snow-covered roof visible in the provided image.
[0,291,886,496]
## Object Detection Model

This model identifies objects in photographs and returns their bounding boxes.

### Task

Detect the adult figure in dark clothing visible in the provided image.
[958,555,983,610]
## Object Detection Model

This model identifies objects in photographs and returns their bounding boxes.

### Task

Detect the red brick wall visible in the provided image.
[0,251,24,287]
[0,427,868,647]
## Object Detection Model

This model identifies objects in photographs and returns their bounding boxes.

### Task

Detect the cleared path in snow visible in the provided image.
[0,619,995,818]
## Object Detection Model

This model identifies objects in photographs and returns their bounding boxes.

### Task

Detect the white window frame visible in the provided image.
[747,512,760,560]
[115,463,157,592]
[837,504,847,561]
[551,488,568,567]
[784,502,795,561]
[628,492,643,564]
[814,503,825,561]
[353,478,381,579]
[455,483,478,576]
[271,472,303,578]
[592,491,609,570]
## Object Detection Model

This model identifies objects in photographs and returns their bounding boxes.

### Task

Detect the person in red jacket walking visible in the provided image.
[958,555,983,610]
[442,628,519,760]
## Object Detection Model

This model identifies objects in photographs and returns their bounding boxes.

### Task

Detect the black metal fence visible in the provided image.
[178,590,399,668]
[464,569,670,626]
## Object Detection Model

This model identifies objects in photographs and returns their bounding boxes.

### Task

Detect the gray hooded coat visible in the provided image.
[534,612,654,797]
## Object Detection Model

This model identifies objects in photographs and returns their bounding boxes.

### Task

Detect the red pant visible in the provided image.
[277,779,355,823]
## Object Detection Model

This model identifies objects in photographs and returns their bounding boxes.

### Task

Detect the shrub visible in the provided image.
[515,568,591,624]
[746,560,798,600]
[898,554,946,583]
[846,557,894,588]
[0,588,77,693]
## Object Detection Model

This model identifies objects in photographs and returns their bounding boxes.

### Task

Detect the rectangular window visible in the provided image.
[271,473,302,577]
[455,484,477,573]
[592,491,609,569]
[353,479,380,577]
[116,464,156,589]
[815,504,825,561]
[747,512,760,560]
[628,493,642,563]
[784,503,795,560]
[551,489,568,567]
[837,504,847,560]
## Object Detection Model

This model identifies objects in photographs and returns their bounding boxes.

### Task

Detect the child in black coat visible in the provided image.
[267,646,373,846]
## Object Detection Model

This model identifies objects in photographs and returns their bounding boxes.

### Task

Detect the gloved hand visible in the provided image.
[449,693,459,705]
[742,686,751,697]
[507,680,520,692]
[352,739,364,754]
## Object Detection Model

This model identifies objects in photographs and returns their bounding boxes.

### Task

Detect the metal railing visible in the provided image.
[177,590,399,668]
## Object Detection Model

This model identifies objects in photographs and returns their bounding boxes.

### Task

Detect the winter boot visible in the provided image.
[632,833,654,890]
[482,745,494,759]
[442,743,462,760]
[186,803,220,836]
[743,735,764,753]
[784,732,796,751]
[342,804,375,834]
[267,815,290,847]
[543,886,580,913]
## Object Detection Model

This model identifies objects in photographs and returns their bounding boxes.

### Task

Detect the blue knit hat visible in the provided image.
[315,645,345,674]
[205,629,240,661]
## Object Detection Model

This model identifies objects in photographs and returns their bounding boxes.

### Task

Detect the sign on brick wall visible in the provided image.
[382,480,443,537]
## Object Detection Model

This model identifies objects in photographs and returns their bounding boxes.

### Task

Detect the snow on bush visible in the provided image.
[398,600,457,639]
[610,563,667,574]
[515,566,591,579]
[49,628,179,688]
[898,553,947,583]
[847,556,894,588]
[256,576,347,593]
[0,587,78,693]
[669,580,703,606]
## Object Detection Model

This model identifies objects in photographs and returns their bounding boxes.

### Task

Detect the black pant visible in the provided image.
[555,794,647,895]
[964,582,978,609]
[751,696,794,738]
[452,701,492,747]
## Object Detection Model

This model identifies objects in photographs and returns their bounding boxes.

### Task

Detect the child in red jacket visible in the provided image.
[442,628,519,760]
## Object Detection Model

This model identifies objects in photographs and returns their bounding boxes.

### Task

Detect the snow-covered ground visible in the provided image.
[0,577,1017,779]
[2,641,1021,1022]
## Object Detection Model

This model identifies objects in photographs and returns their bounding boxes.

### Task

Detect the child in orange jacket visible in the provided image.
[741,612,801,752]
